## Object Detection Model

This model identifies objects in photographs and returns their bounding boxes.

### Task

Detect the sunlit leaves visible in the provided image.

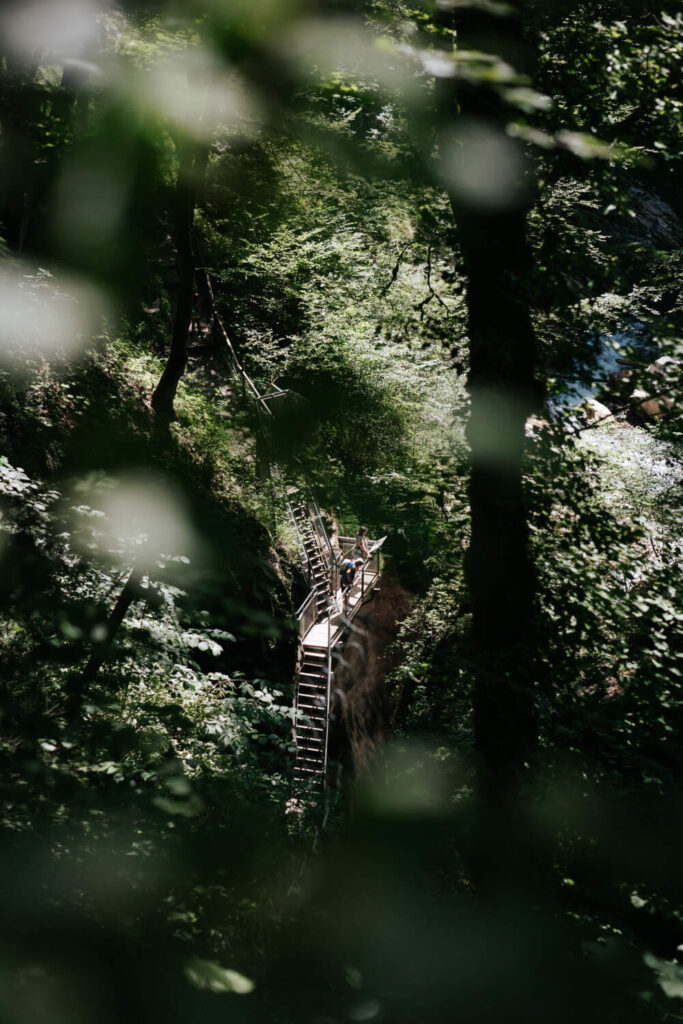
[0,265,109,365]
[184,957,254,994]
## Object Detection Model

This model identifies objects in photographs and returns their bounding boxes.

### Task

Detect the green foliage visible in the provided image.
[1,2,683,1023]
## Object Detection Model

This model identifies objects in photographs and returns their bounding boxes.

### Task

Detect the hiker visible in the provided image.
[354,526,370,560]
[190,292,201,336]
[340,557,363,605]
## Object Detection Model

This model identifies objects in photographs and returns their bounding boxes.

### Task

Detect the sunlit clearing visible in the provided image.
[122,48,261,142]
[0,0,103,63]
[440,119,530,211]
[0,264,108,364]
[468,388,528,466]
[69,472,199,571]
[280,16,417,96]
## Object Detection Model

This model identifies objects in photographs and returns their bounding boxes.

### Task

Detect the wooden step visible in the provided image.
[296,751,324,765]
[297,703,326,717]
[296,732,324,745]
[297,716,326,728]
[297,743,324,756]
[293,767,323,780]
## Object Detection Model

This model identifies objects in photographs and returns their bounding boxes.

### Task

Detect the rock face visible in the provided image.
[631,389,673,419]
[582,397,613,423]
[630,357,677,419]
[524,415,549,438]
[329,562,412,776]
[627,187,683,251]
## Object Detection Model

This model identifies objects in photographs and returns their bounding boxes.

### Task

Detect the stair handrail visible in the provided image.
[324,610,331,777]
[285,493,314,591]
[308,489,338,594]
[296,588,318,638]
[193,241,386,793]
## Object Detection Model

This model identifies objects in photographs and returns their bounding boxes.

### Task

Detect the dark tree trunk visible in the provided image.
[151,140,209,419]
[443,6,541,799]
[82,568,143,683]
[0,60,42,251]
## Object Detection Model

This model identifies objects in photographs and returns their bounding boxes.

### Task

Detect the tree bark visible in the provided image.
[82,567,143,683]
[443,6,541,799]
[0,60,42,251]
[151,140,209,419]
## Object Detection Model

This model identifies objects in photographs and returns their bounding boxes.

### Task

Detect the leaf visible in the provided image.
[184,958,255,995]
[644,953,683,999]
[556,130,618,161]
[153,795,203,817]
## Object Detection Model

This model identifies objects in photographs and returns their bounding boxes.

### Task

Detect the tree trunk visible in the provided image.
[151,140,209,419]
[0,60,41,251]
[82,567,143,683]
[444,6,541,799]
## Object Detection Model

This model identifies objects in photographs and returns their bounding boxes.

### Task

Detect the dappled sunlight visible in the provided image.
[0,2,682,1022]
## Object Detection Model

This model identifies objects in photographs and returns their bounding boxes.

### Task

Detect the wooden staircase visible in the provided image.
[293,645,329,788]
[288,499,384,794]
[195,260,382,799]
[289,491,333,617]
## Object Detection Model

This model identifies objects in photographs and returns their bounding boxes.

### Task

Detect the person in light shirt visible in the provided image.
[354,526,370,560]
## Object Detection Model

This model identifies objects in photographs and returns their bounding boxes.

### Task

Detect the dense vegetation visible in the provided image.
[0,1,682,1021]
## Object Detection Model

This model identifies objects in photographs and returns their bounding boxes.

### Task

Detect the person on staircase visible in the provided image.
[354,526,370,561]
[340,558,363,608]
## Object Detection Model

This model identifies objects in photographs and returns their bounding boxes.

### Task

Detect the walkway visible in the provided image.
[196,257,385,793]
[292,535,383,790]
[303,557,382,649]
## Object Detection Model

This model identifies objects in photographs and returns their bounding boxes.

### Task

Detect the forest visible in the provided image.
[0,0,682,1021]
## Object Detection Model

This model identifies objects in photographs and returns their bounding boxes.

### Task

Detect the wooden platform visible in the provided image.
[303,565,380,648]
